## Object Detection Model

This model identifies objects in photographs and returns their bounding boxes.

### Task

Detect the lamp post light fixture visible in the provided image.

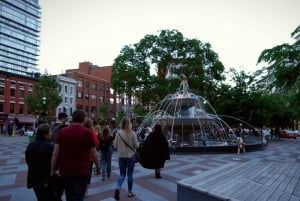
[42,96,47,120]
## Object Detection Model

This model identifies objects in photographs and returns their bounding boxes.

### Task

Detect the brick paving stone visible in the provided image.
[0,135,299,201]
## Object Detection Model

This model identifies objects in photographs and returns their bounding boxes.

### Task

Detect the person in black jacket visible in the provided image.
[25,124,62,201]
[139,124,170,179]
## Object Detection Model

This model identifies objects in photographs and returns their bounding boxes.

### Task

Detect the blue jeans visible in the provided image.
[116,155,135,192]
[100,146,113,179]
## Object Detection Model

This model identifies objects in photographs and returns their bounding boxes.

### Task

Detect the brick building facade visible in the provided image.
[65,62,117,121]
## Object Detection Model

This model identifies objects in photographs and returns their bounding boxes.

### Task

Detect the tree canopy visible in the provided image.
[111,29,226,105]
[26,72,62,121]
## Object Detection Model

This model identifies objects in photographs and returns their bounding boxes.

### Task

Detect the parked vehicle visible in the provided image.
[280,130,297,139]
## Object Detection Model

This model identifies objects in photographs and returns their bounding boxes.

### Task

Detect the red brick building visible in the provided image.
[0,71,39,135]
[65,62,117,121]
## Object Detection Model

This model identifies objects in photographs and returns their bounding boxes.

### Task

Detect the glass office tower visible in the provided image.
[0,0,41,77]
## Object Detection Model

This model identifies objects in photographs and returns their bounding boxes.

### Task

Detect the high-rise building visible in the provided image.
[0,0,41,77]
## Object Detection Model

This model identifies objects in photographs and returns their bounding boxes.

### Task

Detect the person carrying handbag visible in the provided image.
[113,117,139,200]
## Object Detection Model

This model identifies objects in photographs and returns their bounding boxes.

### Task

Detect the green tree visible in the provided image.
[26,72,62,122]
[111,29,225,106]
[99,102,109,120]
[257,25,300,120]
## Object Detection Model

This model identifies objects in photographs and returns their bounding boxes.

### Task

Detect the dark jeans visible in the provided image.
[33,185,62,201]
[63,175,89,201]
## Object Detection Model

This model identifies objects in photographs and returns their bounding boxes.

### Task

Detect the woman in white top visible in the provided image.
[113,117,139,200]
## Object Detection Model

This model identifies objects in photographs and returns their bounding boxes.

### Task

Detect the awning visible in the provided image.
[16,115,36,124]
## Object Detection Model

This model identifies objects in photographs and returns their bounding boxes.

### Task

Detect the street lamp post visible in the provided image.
[42,96,46,120]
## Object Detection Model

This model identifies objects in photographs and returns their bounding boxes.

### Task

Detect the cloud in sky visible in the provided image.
[39,0,300,75]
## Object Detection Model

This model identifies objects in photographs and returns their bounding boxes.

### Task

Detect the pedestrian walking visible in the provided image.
[236,133,245,154]
[139,124,170,179]
[113,117,139,200]
[83,117,100,197]
[25,124,62,201]
[52,112,68,142]
[51,110,100,201]
[98,125,114,180]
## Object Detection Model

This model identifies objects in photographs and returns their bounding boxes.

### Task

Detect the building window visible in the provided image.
[85,106,89,113]
[77,105,83,110]
[91,83,96,90]
[19,89,24,98]
[85,93,89,100]
[0,86,4,96]
[10,88,15,97]
[19,82,25,88]
[10,81,16,87]
[91,106,96,113]
[99,84,104,91]
[19,104,24,114]
[91,94,96,101]
[70,98,73,104]
[70,86,73,94]
[77,80,83,87]
[28,84,33,90]
[10,102,15,113]
[85,82,89,89]
[77,92,82,99]
[65,97,68,103]
[0,102,3,112]
[65,85,68,93]
[58,84,62,92]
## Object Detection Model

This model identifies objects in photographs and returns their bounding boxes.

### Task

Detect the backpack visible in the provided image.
[52,123,67,142]
[98,137,112,153]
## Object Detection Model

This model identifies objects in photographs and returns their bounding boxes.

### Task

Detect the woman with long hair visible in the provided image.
[98,126,114,180]
[139,124,170,178]
[113,117,139,200]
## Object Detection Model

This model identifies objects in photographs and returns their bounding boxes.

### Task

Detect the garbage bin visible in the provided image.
[29,135,35,143]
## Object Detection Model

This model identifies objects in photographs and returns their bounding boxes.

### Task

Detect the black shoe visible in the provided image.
[155,171,162,179]
[114,189,120,201]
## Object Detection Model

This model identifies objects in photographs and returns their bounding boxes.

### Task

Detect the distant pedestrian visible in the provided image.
[83,117,100,197]
[139,124,170,178]
[270,128,275,140]
[98,126,114,180]
[25,124,60,201]
[52,112,68,142]
[236,133,245,154]
[113,117,139,200]
[51,110,100,201]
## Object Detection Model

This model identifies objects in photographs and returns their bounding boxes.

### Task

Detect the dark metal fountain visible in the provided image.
[136,75,265,153]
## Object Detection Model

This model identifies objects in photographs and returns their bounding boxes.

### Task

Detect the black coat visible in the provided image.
[25,139,53,188]
[139,132,170,169]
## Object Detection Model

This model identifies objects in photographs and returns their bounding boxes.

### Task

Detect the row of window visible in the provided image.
[1,34,39,55]
[76,105,114,114]
[0,101,24,114]
[0,23,40,46]
[77,80,112,93]
[4,0,41,18]
[1,3,41,31]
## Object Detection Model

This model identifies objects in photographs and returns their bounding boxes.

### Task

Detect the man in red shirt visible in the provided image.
[51,110,100,201]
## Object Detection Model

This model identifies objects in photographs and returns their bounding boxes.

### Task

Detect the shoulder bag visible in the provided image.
[118,132,140,163]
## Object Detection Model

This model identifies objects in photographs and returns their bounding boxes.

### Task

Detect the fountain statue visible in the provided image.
[136,75,265,153]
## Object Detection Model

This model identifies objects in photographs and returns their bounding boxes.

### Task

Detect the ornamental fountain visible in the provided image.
[136,75,265,153]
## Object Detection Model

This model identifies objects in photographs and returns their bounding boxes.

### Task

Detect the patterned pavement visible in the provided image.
[0,135,299,201]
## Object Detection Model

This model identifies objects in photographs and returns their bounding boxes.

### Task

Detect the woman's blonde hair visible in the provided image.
[120,117,132,131]
[83,117,93,129]
[94,124,102,134]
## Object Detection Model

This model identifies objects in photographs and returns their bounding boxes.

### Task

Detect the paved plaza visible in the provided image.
[0,135,299,201]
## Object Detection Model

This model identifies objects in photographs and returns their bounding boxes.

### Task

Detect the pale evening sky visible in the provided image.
[38,0,300,75]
